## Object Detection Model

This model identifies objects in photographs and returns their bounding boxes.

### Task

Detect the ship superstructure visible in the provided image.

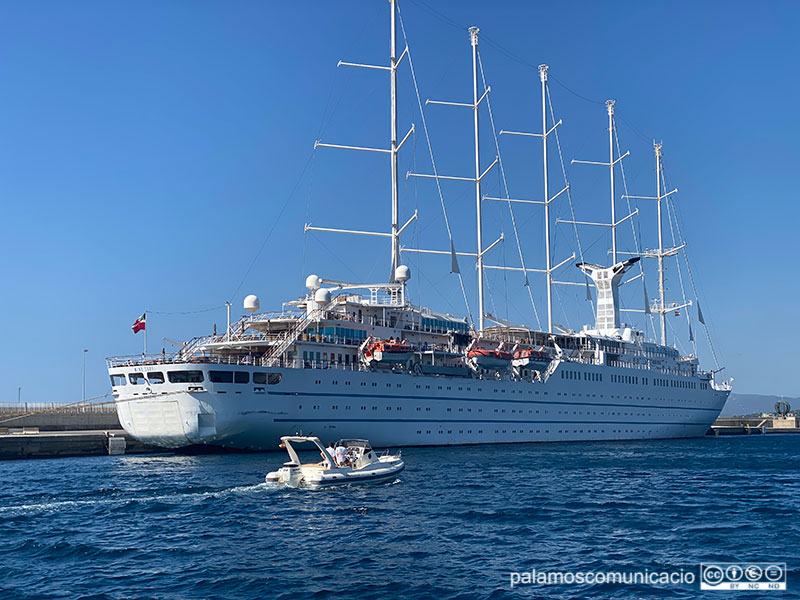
[107,1,730,450]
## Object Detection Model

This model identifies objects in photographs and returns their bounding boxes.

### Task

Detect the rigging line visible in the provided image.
[615,110,655,144]
[307,231,362,280]
[477,49,542,330]
[662,168,720,369]
[409,0,604,107]
[666,317,686,356]
[548,73,606,106]
[316,69,340,140]
[613,118,655,337]
[664,188,697,357]
[546,84,595,315]
[302,150,317,289]
[407,0,534,68]
[228,152,316,304]
[415,266,463,317]
[406,0,606,106]
[398,3,473,327]
[147,306,226,316]
[662,178,691,348]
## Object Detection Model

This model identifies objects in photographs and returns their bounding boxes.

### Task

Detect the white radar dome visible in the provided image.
[395,265,411,282]
[243,294,260,314]
[305,274,321,291]
[314,288,331,305]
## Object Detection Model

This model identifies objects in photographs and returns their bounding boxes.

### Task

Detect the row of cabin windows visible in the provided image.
[411,428,658,435]
[111,371,281,386]
[303,351,358,364]
[298,402,696,419]
[653,377,697,390]
[611,374,640,385]
[561,370,603,382]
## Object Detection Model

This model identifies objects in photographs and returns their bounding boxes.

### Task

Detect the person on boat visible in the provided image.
[325,442,336,463]
[335,443,348,466]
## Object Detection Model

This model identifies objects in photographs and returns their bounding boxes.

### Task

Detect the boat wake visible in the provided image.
[0,482,274,516]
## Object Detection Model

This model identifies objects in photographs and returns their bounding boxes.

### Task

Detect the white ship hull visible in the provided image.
[112,363,729,450]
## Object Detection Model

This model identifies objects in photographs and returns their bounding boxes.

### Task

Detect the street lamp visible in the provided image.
[82,349,88,403]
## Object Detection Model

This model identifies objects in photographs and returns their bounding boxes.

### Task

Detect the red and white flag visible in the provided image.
[131,313,146,334]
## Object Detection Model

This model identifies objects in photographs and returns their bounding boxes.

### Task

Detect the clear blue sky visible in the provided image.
[0,0,797,404]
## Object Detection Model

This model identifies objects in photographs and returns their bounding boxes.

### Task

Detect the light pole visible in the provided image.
[18,386,21,403]
[82,349,88,403]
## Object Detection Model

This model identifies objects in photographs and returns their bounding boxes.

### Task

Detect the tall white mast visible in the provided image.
[622,141,690,346]
[569,104,635,267]
[406,27,501,331]
[607,100,617,264]
[389,0,399,280]
[470,27,485,332]
[493,65,573,334]
[307,0,416,283]
[541,65,553,333]
[655,141,666,345]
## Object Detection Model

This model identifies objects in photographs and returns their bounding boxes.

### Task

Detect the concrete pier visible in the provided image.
[0,429,170,460]
[707,415,800,436]
[0,403,169,459]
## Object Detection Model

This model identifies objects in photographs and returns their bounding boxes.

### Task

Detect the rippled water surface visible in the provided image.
[1,435,798,599]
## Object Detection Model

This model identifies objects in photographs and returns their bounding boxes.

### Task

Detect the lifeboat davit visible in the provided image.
[363,339,413,365]
[467,346,513,370]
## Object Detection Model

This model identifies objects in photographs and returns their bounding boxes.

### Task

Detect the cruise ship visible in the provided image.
[107,2,731,450]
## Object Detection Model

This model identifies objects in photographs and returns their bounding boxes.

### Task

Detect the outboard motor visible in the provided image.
[279,462,304,487]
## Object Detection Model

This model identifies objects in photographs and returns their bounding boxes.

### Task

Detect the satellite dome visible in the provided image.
[395,265,411,282]
[243,294,260,314]
[314,288,331,305]
[305,274,321,291]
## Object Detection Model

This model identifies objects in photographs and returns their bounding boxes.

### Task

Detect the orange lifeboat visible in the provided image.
[363,339,413,365]
[512,346,551,368]
[466,345,513,370]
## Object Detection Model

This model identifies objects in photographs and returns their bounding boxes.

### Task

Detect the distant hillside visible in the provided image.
[720,393,800,417]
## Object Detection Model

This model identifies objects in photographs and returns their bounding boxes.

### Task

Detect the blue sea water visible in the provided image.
[1,435,798,600]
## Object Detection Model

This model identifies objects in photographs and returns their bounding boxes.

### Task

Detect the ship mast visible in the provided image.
[569,102,635,267]
[491,65,574,334]
[470,27,485,332]
[307,0,416,284]
[406,26,501,333]
[607,100,617,264]
[623,141,691,345]
[655,142,666,344]
[390,0,399,279]
[541,66,553,332]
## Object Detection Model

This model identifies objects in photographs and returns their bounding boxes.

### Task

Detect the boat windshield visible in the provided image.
[335,439,372,451]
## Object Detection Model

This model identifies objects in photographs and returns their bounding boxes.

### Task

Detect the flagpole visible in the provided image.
[144,311,147,355]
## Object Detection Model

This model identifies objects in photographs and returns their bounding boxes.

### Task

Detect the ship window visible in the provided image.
[148,372,165,384]
[129,373,146,385]
[234,372,249,384]
[168,370,204,383]
[209,371,234,383]
[253,373,267,384]
[110,374,126,386]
